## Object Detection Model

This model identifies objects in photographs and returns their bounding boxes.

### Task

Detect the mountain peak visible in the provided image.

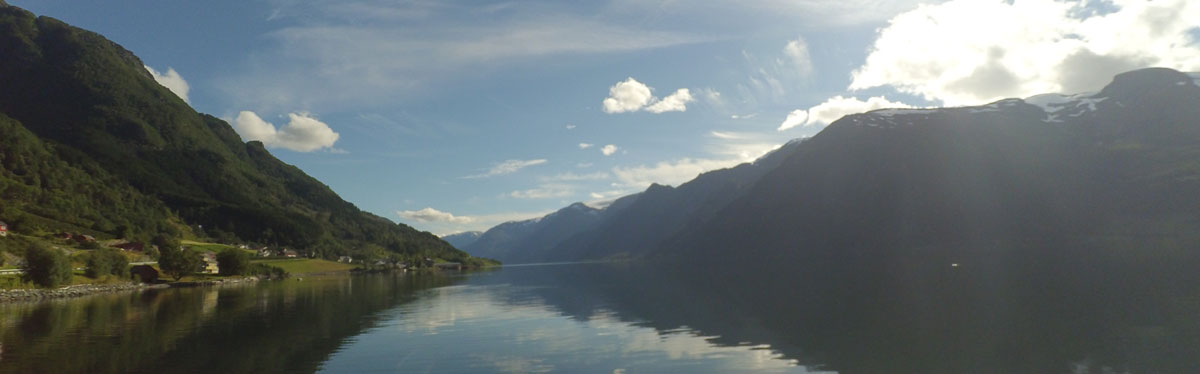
[1100,67,1196,99]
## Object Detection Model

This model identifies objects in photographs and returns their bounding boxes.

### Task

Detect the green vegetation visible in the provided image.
[158,248,205,281]
[252,259,355,275]
[216,248,251,276]
[84,247,128,278]
[0,3,492,267]
[22,243,73,288]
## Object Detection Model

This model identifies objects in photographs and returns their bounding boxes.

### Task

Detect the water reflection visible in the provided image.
[1,261,1198,373]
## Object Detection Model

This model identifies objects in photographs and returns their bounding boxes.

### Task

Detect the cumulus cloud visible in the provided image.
[465,159,548,178]
[602,78,694,114]
[602,78,655,113]
[233,111,340,152]
[397,207,474,223]
[144,65,190,103]
[578,143,594,149]
[779,96,914,131]
[782,37,814,77]
[849,0,1200,106]
[645,88,695,113]
[601,144,619,156]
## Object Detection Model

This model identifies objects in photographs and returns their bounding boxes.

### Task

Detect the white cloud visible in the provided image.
[565,124,576,130]
[776,110,809,131]
[645,88,695,113]
[578,143,594,149]
[397,207,474,223]
[850,0,1200,106]
[465,159,548,179]
[539,172,610,182]
[779,96,914,131]
[601,144,619,156]
[602,78,694,114]
[782,37,813,77]
[233,111,340,152]
[612,157,745,189]
[144,65,190,103]
[602,77,655,113]
[509,183,574,199]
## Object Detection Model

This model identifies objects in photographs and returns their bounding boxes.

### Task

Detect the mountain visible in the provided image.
[463,197,638,263]
[0,3,485,264]
[471,67,1200,266]
[662,67,1200,262]
[441,231,482,249]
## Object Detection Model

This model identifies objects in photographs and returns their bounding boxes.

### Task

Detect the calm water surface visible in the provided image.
[1,262,1197,373]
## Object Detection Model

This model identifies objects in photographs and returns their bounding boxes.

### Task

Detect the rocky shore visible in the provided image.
[0,277,262,303]
[0,282,169,303]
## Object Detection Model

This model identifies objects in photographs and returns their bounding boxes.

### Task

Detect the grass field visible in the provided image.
[251,258,355,274]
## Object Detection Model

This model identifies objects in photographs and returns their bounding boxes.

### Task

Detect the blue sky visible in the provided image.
[13,0,1200,235]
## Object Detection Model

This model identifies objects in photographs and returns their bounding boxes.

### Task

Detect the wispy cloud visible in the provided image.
[464,159,548,179]
[221,3,713,111]
[397,207,473,223]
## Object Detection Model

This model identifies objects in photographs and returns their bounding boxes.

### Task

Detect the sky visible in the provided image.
[12,0,1200,235]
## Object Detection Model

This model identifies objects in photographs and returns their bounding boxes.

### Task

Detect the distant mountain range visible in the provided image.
[464,68,1200,266]
[0,3,484,264]
[441,231,482,249]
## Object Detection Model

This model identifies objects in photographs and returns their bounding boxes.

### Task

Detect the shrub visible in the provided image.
[85,248,128,278]
[216,248,250,276]
[158,247,204,281]
[22,244,73,288]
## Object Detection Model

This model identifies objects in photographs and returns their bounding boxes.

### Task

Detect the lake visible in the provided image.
[1,262,1197,373]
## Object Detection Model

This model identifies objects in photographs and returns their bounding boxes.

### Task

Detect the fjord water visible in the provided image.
[1,263,1197,373]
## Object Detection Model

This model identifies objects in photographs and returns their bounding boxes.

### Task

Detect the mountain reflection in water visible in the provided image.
[1,261,1198,373]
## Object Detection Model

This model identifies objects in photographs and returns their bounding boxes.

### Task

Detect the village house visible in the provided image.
[0,221,7,237]
[282,249,298,258]
[201,252,219,274]
[129,264,159,283]
[337,256,353,263]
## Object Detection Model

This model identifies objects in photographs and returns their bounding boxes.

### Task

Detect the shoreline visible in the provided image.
[0,277,264,303]
[0,282,170,303]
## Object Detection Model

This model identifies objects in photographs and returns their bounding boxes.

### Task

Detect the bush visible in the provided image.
[22,244,73,288]
[216,248,250,276]
[85,248,128,278]
[158,247,204,281]
[247,263,288,279]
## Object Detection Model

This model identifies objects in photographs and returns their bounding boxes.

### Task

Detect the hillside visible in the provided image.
[0,3,483,263]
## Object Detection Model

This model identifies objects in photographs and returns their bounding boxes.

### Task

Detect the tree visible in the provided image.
[158,247,204,281]
[85,247,128,278]
[216,248,250,276]
[23,244,73,288]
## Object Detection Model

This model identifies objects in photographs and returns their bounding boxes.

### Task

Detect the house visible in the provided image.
[113,242,145,252]
[257,249,273,257]
[129,265,159,283]
[201,252,219,274]
[282,250,298,258]
[0,221,7,237]
[73,235,96,243]
[337,256,353,263]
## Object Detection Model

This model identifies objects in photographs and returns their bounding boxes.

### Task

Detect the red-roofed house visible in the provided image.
[0,221,7,237]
